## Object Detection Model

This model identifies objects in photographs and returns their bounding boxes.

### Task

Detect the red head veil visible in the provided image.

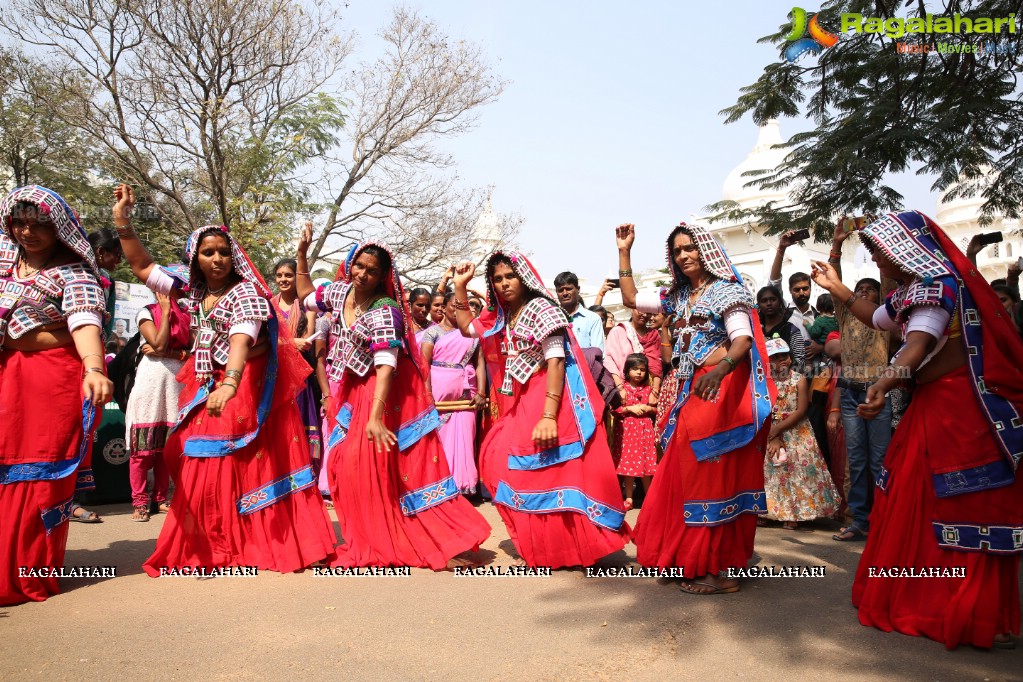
[337,240,425,375]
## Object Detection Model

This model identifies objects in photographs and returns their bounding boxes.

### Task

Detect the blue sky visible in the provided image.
[339,1,940,285]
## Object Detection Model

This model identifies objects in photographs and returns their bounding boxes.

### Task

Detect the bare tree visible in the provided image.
[384,188,522,286]
[307,7,515,276]
[0,0,350,269]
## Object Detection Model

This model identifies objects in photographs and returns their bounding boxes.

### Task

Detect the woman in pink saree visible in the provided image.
[422,293,486,493]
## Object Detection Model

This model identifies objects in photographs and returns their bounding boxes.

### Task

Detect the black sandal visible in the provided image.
[832,525,866,541]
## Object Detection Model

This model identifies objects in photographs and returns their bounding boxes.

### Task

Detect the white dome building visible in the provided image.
[587,120,875,323]
[571,122,1014,325]
[708,120,877,297]
[468,190,509,295]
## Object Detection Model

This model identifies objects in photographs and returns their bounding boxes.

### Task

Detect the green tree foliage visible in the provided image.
[0,0,348,276]
[714,0,1023,238]
[0,49,108,214]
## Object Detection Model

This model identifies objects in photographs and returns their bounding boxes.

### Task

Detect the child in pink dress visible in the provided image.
[612,353,658,510]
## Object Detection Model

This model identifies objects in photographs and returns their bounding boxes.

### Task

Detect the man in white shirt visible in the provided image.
[553,271,605,352]
[769,231,820,356]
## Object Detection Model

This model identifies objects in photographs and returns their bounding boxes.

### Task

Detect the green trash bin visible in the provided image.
[78,400,132,505]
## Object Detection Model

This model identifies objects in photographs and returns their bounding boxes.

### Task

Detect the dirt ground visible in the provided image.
[1,502,1019,681]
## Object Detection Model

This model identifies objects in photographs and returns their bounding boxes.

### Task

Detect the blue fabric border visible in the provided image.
[326,402,354,451]
[396,407,441,452]
[0,400,96,485]
[932,521,1023,554]
[399,476,459,516]
[658,326,772,462]
[41,497,75,535]
[682,490,767,526]
[236,465,316,515]
[493,481,625,532]
[876,466,890,493]
[504,336,596,471]
[178,314,280,458]
[75,468,95,493]
[932,459,1015,498]
[690,424,758,462]
[508,440,584,471]
[564,348,597,443]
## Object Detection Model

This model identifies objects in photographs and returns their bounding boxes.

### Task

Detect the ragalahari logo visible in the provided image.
[784,7,840,61]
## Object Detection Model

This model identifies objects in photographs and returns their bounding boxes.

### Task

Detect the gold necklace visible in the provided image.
[507,305,524,329]
[18,253,54,278]
[353,292,376,317]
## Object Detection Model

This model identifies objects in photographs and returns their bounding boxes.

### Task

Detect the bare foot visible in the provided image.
[782,522,798,531]
[446,553,479,569]
[512,557,529,568]
[623,497,633,511]
[993,633,1017,649]
[679,574,739,595]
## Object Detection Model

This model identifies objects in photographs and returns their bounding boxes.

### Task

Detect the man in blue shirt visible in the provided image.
[554,271,605,352]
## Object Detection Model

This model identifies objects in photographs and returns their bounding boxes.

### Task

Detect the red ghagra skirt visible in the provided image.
[143,353,337,576]
[325,355,491,570]
[634,364,768,578]
[852,367,1022,649]
[0,347,99,605]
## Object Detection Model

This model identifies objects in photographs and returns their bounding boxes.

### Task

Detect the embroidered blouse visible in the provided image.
[0,240,105,346]
[635,281,753,382]
[469,297,569,395]
[872,276,958,371]
[146,268,271,378]
[304,282,402,381]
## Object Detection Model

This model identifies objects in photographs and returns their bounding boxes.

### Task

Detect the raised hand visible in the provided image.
[778,230,801,249]
[615,223,636,252]
[966,234,984,259]
[810,260,843,292]
[452,261,475,288]
[156,292,171,310]
[297,221,313,257]
[112,184,135,227]
[832,216,852,245]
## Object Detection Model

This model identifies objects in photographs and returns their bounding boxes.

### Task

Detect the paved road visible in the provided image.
[1,502,1019,681]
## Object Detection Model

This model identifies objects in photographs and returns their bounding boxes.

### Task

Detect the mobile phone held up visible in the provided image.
[606,278,620,288]
[842,216,870,233]
[790,228,811,242]
[976,231,1003,246]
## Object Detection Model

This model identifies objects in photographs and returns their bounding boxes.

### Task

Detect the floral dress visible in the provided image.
[763,372,840,522]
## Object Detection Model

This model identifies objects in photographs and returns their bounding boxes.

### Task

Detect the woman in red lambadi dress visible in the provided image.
[294,225,490,570]
[616,222,775,595]
[0,185,111,605]
[449,252,629,569]
[812,210,1023,650]
[112,185,336,575]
